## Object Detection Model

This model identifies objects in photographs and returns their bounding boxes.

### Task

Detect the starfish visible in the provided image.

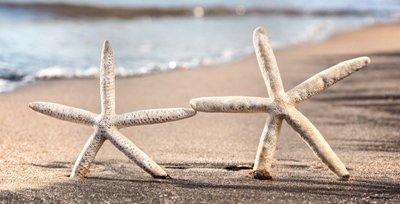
[190,27,370,180]
[29,41,196,179]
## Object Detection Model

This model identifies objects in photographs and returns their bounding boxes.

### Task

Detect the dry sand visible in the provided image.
[0,23,399,203]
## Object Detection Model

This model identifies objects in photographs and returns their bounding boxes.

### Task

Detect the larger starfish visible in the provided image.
[29,41,195,179]
[190,27,370,180]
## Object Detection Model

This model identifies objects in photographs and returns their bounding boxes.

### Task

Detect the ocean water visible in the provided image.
[0,0,399,92]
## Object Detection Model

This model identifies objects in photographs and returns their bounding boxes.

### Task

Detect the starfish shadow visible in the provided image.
[2,176,399,202]
[29,161,70,169]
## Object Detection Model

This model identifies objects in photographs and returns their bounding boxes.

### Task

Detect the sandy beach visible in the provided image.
[0,23,399,203]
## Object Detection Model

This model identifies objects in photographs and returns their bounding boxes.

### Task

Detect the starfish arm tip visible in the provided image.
[103,40,111,48]
[341,174,350,181]
[361,56,371,65]
[254,26,267,36]
[189,97,219,112]
[349,56,371,70]
[253,27,267,44]
[189,98,199,110]
[101,40,113,59]
[189,98,214,112]
[101,40,113,63]
[28,102,47,112]
[28,102,36,110]
[253,27,271,45]
[183,108,197,117]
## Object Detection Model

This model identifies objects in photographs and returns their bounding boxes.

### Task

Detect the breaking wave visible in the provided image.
[0,50,246,92]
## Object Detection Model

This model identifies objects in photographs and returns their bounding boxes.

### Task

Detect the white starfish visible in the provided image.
[29,41,196,179]
[190,27,370,180]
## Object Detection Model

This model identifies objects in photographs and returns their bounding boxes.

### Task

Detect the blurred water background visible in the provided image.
[0,0,399,92]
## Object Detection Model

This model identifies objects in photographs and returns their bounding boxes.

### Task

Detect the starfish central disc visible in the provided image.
[272,98,293,115]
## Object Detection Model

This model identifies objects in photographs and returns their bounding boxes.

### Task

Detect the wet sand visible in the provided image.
[0,23,399,203]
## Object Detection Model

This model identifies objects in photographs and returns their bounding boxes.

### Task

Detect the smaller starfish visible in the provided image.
[29,41,196,179]
[190,27,370,180]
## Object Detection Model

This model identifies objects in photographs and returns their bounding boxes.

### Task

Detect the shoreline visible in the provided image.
[0,23,399,202]
[4,21,396,95]
[0,16,396,94]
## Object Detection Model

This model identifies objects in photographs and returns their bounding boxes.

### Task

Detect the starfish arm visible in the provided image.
[190,96,273,113]
[29,102,97,126]
[70,130,106,178]
[250,114,283,180]
[287,57,371,104]
[100,40,116,117]
[253,27,285,98]
[112,108,196,128]
[285,108,349,179]
[105,129,169,178]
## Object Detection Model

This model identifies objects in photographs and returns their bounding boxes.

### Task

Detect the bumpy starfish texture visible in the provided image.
[29,41,195,179]
[190,27,370,180]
